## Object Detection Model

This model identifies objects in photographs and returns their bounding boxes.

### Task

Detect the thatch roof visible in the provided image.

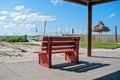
[92,21,110,32]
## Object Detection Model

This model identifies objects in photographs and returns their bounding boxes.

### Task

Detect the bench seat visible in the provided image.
[34,36,80,68]
[36,49,75,54]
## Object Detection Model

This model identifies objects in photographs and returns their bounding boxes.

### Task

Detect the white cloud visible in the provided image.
[0,11,8,14]
[51,0,62,5]
[25,24,35,30]
[10,11,56,22]
[10,11,26,22]
[13,14,26,22]
[0,16,6,20]
[23,8,30,13]
[109,13,116,18]
[0,4,56,35]
[14,5,25,11]
[11,5,56,22]
[10,12,23,17]
[0,22,4,27]
[26,13,56,22]
[4,23,16,29]
[9,5,56,23]
[42,15,56,21]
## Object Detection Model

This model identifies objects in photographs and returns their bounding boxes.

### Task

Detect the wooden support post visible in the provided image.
[47,37,52,68]
[115,26,117,44]
[87,2,92,57]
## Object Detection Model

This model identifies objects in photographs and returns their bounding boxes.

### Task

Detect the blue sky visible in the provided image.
[0,0,120,36]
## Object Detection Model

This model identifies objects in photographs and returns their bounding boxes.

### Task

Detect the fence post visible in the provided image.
[115,26,117,44]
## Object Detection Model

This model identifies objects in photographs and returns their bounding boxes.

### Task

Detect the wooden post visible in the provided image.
[115,26,117,44]
[72,28,74,35]
[47,37,52,68]
[24,35,27,41]
[76,37,80,63]
[44,26,46,36]
[87,2,92,57]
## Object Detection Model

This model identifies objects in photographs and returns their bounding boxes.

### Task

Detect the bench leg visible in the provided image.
[65,52,79,64]
[38,54,51,68]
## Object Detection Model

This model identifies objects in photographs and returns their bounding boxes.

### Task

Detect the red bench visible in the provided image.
[35,36,80,68]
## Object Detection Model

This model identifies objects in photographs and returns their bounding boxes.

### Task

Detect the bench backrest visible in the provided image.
[41,36,80,53]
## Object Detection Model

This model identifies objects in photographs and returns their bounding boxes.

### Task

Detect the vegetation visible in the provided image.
[31,35,42,41]
[0,36,28,42]
[80,41,120,49]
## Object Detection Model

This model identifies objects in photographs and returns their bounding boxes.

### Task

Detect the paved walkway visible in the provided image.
[0,48,120,80]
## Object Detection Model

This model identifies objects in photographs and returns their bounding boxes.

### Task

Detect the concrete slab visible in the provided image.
[0,63,24,80]
[0,48,120,80]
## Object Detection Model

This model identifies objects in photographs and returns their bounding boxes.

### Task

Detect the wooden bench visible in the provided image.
[35,36,80,68]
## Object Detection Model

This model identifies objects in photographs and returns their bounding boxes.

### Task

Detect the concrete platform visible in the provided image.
[0,48,120,80]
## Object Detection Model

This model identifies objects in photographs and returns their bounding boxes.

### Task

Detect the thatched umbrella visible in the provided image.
[93,21,110,32]
[92,21,110,42]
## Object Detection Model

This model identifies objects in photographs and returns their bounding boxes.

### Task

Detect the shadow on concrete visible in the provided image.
[91,56,120,60]
[52,61,110,73]
[94,70,120,80]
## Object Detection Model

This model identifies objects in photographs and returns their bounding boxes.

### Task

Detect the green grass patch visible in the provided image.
[0,36,28,42]
[80,41,120,49]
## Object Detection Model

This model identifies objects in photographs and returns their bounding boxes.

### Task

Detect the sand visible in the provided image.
[0,42,120,63]
[0,42,39,63]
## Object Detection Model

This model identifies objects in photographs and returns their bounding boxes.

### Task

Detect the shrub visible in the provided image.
[0,36,28,42]
[31,36,42,41]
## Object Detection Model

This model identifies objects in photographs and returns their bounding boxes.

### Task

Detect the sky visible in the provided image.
[0,0,120,36]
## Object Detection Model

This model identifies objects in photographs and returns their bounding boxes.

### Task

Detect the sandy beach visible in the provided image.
[0,41,120,63]
[0,42,66,63]
[0,42,39,63]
